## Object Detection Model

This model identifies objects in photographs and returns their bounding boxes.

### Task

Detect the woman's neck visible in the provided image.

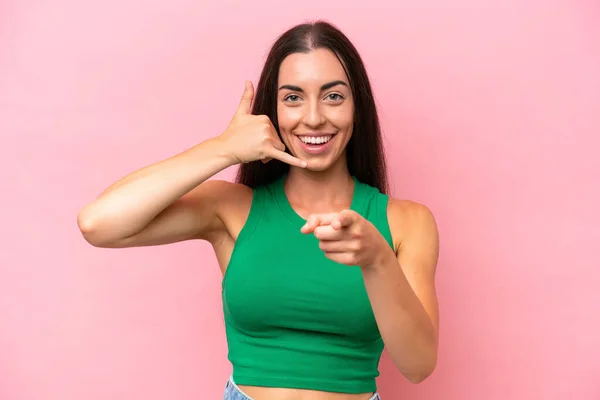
[283,161,354,215]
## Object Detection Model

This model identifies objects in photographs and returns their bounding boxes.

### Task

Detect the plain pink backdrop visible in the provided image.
[1,0,599,399]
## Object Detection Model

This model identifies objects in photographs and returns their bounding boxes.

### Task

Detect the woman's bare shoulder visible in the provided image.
[386,197,438,252]
[195,179,254,242]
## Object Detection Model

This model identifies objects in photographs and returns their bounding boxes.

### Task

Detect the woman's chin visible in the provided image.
[296,155,342,173]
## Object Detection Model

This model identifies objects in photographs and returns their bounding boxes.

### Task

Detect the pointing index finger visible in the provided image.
[300,213,338,234]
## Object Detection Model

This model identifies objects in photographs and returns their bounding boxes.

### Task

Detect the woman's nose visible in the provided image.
[303,102,326,127]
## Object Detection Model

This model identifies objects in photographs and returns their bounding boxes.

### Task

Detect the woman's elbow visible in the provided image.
[405,367,435,384]
[399,351,438,384]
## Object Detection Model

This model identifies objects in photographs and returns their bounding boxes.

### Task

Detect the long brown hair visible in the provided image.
[235,20,388,194]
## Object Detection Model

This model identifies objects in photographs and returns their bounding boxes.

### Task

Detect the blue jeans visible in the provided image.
[223,376,381,399]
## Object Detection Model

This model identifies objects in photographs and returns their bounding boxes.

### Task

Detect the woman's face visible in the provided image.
[276,48,354,172]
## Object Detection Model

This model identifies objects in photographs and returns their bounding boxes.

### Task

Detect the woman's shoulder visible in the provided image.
[199,179,253,202]
[387,197,435,221]
[196,179,254,243]
[194,179,254,221]
[385,196,439,252]
[354,178,435,226]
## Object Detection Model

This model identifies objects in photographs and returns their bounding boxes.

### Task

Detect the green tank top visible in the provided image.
[221,174,394,394]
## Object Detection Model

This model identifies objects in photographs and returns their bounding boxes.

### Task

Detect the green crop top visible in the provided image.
[221,174,394,394]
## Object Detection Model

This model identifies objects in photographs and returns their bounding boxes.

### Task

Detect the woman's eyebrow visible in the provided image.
[278,80,348,92]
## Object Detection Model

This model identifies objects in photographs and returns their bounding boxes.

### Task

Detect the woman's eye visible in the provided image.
[327,93,343,101]
[285,95,300,102]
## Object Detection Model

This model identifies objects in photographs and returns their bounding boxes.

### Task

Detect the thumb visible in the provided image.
[332,209,355,229]
[237,80,254,115]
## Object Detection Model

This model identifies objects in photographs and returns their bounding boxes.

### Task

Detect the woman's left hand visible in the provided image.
[300,209,395,270]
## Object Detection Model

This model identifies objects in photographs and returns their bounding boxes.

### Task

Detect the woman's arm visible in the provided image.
[301,200,440,383]
[76,137,238,248]
[361,200,440,383]
[77,81,305,249]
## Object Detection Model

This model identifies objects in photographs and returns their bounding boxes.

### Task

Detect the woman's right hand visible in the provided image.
[219,81,307,168]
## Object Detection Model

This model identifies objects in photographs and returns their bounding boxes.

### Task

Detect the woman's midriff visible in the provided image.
[237,385,375,400]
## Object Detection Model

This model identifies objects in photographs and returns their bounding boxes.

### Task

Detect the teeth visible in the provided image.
[299,136,332,145]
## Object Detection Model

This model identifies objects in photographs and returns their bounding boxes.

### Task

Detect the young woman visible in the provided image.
[77,20,440,400]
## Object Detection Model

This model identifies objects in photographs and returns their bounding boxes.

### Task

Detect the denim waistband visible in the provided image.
[223,375,381,399]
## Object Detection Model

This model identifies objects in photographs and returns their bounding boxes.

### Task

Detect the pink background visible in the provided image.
[1,0,599,399]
